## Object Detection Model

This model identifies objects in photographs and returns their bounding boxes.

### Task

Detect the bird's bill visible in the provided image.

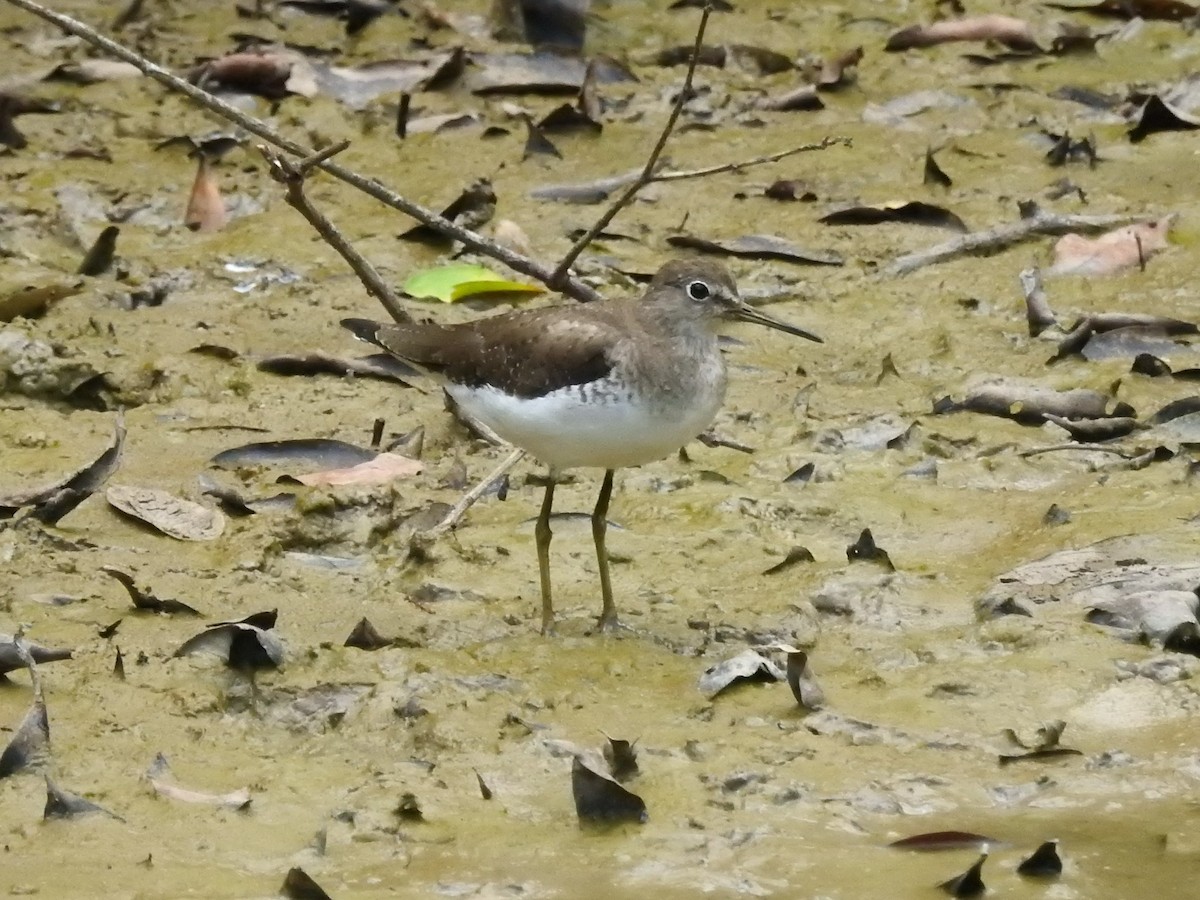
[731,304,823,343]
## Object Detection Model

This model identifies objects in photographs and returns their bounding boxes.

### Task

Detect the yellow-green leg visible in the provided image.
[592,469,618,632]
[536,478,556,635]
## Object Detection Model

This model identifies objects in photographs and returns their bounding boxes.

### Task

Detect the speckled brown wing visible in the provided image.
[341,307,621,400]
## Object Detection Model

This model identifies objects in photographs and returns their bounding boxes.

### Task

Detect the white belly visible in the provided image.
[448,382,722,470]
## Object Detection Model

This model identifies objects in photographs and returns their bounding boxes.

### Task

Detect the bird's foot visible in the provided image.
[592,611,632,636]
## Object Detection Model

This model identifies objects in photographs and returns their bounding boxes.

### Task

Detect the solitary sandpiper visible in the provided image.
[343,259,821,633]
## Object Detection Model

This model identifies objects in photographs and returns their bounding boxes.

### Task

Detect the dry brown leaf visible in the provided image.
[294,452,423,486]
[183,156,226,233]
[106,485,226,540]
[886,15,1040,52]
[1050,218,1172,275]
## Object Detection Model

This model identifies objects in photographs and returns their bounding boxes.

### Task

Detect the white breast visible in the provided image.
[448,379,724,471]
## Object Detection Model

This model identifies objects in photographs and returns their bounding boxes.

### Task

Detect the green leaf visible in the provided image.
[403,264,544,304]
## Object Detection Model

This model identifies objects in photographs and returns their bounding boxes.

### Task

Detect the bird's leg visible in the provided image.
[536,477,556,635]
[592,469,619,632]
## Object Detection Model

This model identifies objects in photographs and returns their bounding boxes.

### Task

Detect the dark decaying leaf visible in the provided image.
[783,648,825,710]
[174,610,283,670]
[669,0,734,9]
[1070,324,1182,365]
[667,233,843,266]
[653,44,727,68]
[280,0,391,36]
[762,180,818,202]
[493,0,589,52]
[210,439,378,471]
[106,486,226,541]
[571,756,647,824]
[538,58,603,132]
[0,411,126,524]
[313,48,465,107]
[1042,414,1142,442]
[400,178,496,244]
[77,226,120,276]
[846,528,894,570]
[258,352,418,384]
[470,50,632,95]
[113,646,125,680]
[1050,23,1103,55]
[44,776,122,821]
[924,148,952,187]
[1163,621,1200,656]
[0,634,72,676]
[395,791,423,821]
[0,693,51,778]
[698,649,785,698]
[475,770,493,799]
[1131,353,1175,378]
[933,384,1134,425]
[762,545,815,575]
[100,565,203,616]
[938,853,987,898]
[198,475,295,516]
[344,617,391,650]
[0,92,59,149]
[728,45,794,75]
[1150,396,1200,425]
[602,735,638,782]
[820,202,967,232]
[1046,0,1197,21]
[1017,840,1063,878]
[1128,94,1200,143]
[281,866,333,900]
[1044,130,1097,167]
[889,831,997,852]
[521,114,562,159]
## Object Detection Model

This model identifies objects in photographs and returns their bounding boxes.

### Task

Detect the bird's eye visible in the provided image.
[686,280,711,301]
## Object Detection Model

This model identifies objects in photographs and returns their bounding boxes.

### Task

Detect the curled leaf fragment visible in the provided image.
[571,756,647,824]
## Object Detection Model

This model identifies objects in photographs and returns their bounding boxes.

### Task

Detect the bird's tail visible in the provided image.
[340,318,384,347]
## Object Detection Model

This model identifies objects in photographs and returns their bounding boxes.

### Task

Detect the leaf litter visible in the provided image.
[5,0,1200,895]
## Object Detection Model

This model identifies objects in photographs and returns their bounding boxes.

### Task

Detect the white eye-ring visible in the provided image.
[686,280,711,301]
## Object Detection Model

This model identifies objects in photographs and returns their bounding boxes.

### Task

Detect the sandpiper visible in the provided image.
[343,259,821,633]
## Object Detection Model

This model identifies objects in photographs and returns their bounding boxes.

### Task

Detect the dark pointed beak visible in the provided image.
[731,303,823,343]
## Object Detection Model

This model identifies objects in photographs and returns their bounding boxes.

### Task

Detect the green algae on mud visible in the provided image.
[3,0,1200,897]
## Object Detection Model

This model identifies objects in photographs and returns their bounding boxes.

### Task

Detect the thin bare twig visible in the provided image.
[258,142,410,323]
[550,4,714,286]
[1019,443,1141,459]
[427,448,526,537]
[653,136,850,182]
[885,210,1159,276]
[3,0,605,303]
